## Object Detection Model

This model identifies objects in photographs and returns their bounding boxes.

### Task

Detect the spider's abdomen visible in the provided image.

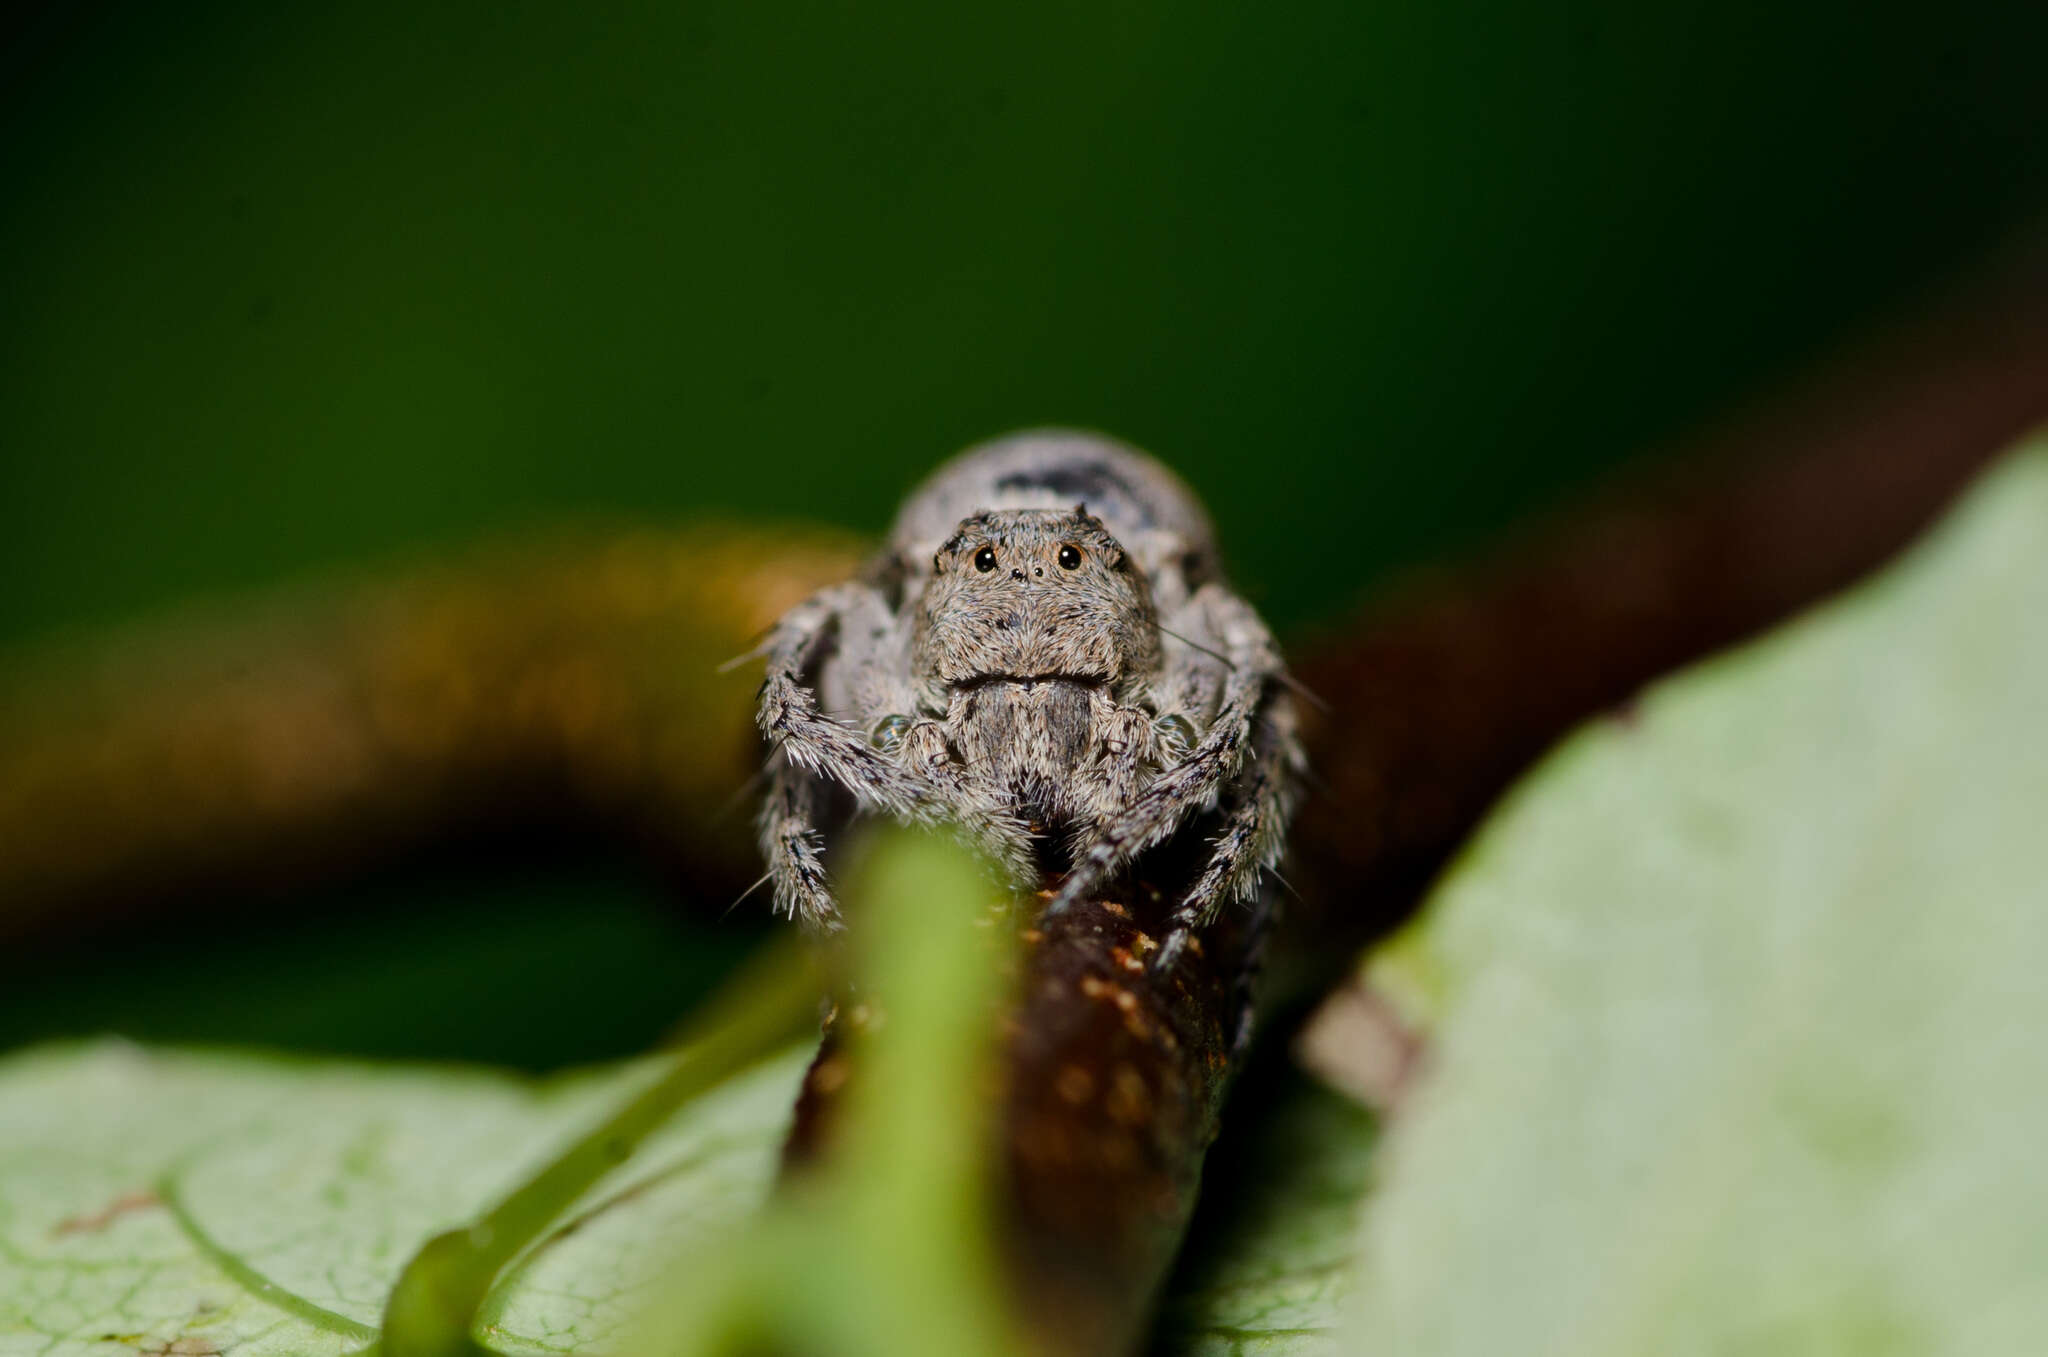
[890,429,1220,588]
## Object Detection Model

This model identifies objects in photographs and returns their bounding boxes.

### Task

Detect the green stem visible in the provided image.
[378,938,826,1357]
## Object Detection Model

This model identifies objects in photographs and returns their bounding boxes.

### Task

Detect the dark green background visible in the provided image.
[4,0,2046,1065]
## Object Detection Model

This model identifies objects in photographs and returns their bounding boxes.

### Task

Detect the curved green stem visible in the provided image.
[379,939,826,1357]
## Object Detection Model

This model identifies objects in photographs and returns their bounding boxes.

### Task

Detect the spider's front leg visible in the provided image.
[758,750,839,928]
[1046,586,1288,917]
[1150,700,1304,971]
[759,584,1035,890]
[754,584,950,824]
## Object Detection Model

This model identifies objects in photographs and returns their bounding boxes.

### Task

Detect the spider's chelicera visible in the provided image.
[752,430,1304,967]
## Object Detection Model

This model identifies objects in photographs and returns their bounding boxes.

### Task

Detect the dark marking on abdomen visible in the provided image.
[993,460,1149,524]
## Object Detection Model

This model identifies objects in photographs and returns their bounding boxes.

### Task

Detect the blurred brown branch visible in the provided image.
[3,229,2046,1355]
[1279,228,2048,1006]
[0,526,857,941]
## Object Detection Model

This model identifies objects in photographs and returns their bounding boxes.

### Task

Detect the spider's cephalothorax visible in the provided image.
[914,507,1161,850]
[752,429,1303,967]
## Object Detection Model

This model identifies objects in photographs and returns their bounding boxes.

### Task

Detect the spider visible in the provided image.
[751,429,1304,967]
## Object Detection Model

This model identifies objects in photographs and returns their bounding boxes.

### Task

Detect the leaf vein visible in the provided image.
[155,1175,379,1343]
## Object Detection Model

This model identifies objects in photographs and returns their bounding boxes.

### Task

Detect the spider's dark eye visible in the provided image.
[1057,544,1082,570]
[974,546,997,573]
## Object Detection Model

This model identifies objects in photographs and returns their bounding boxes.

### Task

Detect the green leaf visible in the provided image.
[0,835,1028,1357]
[379,941,825,1357]
[0,1038,811,1355]
[1346,436,2048,1353]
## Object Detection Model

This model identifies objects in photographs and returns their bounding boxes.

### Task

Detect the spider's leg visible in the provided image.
[759,582,1036,885]
[1150,699,1304,973]
[1048,586,1288,915]
[758,749,839,928]
[755,583,950,823]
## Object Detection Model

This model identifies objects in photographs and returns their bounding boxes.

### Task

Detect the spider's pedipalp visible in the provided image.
[1046,582,1291,916]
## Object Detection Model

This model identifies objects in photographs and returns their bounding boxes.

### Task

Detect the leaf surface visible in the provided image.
[1347,437,2048,1353]
[0,1040,809,1356]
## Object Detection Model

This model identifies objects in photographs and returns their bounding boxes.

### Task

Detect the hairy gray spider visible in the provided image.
[749,430,1304,967]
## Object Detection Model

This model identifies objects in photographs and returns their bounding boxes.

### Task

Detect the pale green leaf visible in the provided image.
[1348,436,2048,1354]
[0,836,1017,1357]
[0,1040,810,1356]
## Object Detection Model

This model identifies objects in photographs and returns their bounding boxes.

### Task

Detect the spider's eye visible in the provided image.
[1057,544,1082,570]
[974,546,997,573]
[870,714,912,754]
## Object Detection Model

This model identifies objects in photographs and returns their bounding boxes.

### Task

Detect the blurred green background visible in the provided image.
[4,0,2046,1068]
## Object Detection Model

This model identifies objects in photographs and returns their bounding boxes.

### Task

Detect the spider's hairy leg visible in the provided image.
[1151,700,1304,972]
[758,751,839,928]
[1047,586,1287,916]
[758,581,1037,886]
[754,583,947,821]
